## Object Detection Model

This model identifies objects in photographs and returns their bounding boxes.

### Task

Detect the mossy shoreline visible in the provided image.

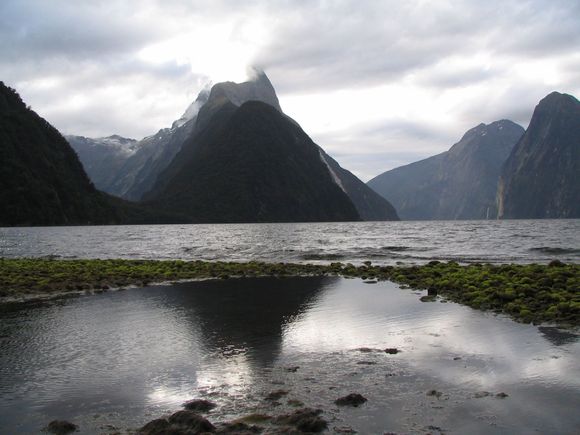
[0,258,578,326]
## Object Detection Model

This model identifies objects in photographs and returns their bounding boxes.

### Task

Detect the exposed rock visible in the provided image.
[215,421,262,434]
[138,418,171,434]
[426,390,442,398]
[496,392,509,398]
[183,399,217,412]
[46,420,78,434]
[137,410,216,435]
[420,295,437,302]
[334,393,368,407]
[265,390,289,401]
[384,348,400,354]
[273,408,328,433]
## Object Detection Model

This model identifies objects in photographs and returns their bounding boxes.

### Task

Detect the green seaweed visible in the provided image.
[0,258,578,326]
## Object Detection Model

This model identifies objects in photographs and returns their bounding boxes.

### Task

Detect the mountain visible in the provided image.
[497,92,580,219]
[72,71,398,222]
[66,134,139,191]
[368,120,524,220]
[0,82,187,226]
[71,72,283,201]
[143,101,362,223]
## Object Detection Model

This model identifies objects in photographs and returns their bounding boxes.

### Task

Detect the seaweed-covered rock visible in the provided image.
[334,393,367,407]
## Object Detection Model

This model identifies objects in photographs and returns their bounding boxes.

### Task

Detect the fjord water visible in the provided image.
[0,277,579,434]
[1,219,579,265]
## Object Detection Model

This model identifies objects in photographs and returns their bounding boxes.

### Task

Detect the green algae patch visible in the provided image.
[0,258,329,301]
[339,260,579,327]
[0,258,578,326]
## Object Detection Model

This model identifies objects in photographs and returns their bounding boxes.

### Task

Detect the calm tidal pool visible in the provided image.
[0,277,578,434]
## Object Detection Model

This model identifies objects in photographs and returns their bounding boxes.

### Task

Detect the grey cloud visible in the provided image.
[255,0,580,93]
[0,0,162,62]
[1,0,578,168]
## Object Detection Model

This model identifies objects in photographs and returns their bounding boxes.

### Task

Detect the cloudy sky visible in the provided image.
[1,0,579,180]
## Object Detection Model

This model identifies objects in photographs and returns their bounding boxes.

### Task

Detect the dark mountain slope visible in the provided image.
[145,101,361,223]
[0,82,186,226]
[0,82,120,226]
[497,92,580,219]
[368,120,524,220]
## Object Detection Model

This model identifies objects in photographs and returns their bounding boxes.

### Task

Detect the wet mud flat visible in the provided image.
[1,277,579,434]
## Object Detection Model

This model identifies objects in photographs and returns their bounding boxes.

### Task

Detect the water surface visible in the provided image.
[0,277,578,434]
[1,220,579,265]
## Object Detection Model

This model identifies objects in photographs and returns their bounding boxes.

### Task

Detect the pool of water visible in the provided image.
[0,277,578,434]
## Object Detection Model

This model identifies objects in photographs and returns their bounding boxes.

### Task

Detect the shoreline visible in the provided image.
[1,258,578,327]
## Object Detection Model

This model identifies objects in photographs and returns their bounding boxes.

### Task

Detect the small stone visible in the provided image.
[285,366,300,372]
[265,389,289,401]
[420,295,436,302]
[334,393,368,407]
[496,392,509,398]
[384,348,400,354]
[182,398,217,412]
[355,347,378,353]
[453,356,462,360]
[46,420,78,435]
[426,389,442,398]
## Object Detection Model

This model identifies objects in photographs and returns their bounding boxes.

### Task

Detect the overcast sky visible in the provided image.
[1,0,579,180]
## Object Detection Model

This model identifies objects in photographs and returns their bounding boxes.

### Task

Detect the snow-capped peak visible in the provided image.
[172,84,212,129]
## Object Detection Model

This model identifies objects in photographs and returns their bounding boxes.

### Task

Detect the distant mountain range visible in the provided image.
[368,92,579,220]
[368,120,525,220]
[2,69,577,226]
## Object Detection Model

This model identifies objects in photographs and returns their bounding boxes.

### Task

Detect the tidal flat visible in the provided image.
[0,258,578,326]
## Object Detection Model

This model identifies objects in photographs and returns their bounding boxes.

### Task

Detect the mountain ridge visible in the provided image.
[368,119,524,220]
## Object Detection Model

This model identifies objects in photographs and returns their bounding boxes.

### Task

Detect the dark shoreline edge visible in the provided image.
[1,258,578,327]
